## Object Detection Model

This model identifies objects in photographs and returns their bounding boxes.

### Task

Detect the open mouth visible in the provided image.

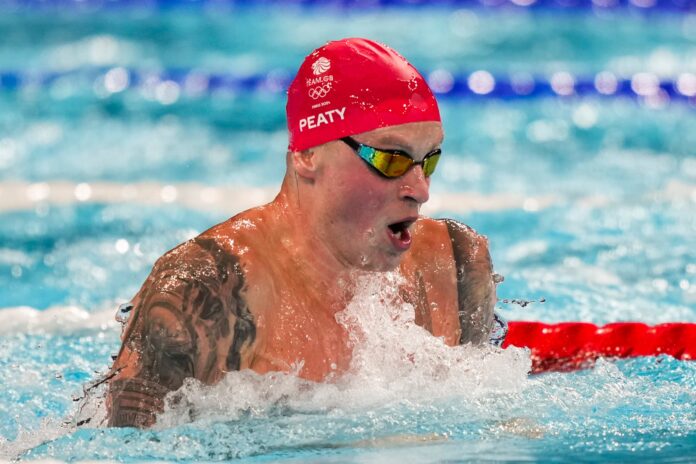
[387,219,416,250]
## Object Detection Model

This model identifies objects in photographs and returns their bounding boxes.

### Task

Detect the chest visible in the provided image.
[249,293,353,381]
[246,273,460,382]
[239,233,461,380]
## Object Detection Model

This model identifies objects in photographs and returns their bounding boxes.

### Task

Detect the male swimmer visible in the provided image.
[106,38,505,428]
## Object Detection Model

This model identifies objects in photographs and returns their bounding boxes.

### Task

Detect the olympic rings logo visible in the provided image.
[308,83,332,100]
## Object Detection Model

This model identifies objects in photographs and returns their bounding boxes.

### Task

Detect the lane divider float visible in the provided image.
[1,68,695,105]
[505,321,696,373]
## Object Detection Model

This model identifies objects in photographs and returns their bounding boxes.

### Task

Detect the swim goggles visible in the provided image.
[341,137,441,178]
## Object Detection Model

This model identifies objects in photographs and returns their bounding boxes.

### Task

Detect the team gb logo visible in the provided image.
[312,57,331,75]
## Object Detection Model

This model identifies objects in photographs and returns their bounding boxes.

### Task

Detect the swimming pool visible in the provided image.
[1,2,695,462]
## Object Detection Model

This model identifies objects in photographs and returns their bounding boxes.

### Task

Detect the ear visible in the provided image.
[290,149,319,180]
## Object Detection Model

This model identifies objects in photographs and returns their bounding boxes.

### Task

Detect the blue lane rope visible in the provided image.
[1,67,695,104]
[3,0,696,12]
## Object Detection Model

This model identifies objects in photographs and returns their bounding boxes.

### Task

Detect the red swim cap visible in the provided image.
[286,38,441,151]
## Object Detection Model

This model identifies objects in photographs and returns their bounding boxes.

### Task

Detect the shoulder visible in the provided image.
[438,218,492,269]
[118,223,258,373]
[410,217,496,344]
[124,215,261,341]
[438,218,496,344]
[107,216,263,426]
[150,207,269,279]
[409,217,450,254]
[125,232,249,333]
[410,217,491,266]
[146,234,244,296]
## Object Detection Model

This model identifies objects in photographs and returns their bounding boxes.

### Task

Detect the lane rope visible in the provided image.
[7,0,696,12]
[1,68,695,105]
[505,321,696,373]
[2,180,692,214]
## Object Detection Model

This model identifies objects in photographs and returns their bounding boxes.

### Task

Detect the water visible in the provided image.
[1,3,695,462]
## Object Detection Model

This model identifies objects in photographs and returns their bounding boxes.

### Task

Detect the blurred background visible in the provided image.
[0,1,695,460]
[1,0,694,323]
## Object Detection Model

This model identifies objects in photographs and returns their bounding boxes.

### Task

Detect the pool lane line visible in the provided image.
[1,68,695,105]
[1,180,694,215]
[6,0,696,13]
[0,305,119,335]
[0,180,559,214]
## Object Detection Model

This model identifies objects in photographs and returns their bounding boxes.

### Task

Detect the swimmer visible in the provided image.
[106,38,504,428]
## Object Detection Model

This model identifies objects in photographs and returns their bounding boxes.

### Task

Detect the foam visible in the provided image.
[0,306,118,335]
[0,419,73,462]
[156,272,531,428]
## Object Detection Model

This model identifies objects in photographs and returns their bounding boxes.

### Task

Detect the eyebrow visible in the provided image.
[371,133,413,151]
[369,134,441,158]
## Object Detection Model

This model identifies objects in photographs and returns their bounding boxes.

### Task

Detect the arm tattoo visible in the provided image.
[107,237,256,427]
[108,378,168,428]
[442,219,496,345]
[194,237,256,372]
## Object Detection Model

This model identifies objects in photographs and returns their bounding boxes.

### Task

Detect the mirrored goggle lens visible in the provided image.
[421,152,441,177]
[371,150,441,178]
[371,151,413,177]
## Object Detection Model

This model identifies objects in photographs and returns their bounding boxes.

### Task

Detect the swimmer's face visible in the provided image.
[314,121,443,271]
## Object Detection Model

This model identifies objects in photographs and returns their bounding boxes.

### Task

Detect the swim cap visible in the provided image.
[286,38,441,151]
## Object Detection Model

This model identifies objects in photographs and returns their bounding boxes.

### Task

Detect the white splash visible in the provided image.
[157,272,531,428]
[0,418,73,461]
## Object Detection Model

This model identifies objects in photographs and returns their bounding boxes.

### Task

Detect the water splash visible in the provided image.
[156,272,531,429]
[2,275,694,462]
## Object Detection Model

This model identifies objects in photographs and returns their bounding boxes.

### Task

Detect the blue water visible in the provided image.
[1,3,695,462]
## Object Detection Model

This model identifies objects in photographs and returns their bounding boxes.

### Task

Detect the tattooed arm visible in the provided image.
[106,237,256,428]
[442,219,496,345]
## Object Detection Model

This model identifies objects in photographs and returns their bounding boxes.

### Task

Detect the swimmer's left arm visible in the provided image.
[441,219,496,345]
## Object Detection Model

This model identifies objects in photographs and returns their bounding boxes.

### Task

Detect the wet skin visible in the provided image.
[106,122,496,428]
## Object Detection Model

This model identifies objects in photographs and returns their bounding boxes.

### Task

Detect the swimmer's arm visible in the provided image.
[106,288,195,428]
[442,219,496,345]
[106,237,256,428]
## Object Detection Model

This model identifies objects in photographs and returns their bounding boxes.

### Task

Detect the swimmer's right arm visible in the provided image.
[106,237,256,428]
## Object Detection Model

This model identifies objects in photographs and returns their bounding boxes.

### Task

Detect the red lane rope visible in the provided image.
[504,321,696,374]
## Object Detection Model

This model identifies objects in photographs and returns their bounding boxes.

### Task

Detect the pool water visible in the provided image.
[1,3,695,462]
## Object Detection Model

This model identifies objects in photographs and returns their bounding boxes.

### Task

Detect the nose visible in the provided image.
[398,165,430,204]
